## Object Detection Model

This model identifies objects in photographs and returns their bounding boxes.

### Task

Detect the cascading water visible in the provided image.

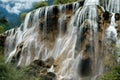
[101,0,120,13]
[3,0,120,80]
[106,13,117,41]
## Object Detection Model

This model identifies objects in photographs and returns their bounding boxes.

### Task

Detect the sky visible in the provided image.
[0,0,44,15]
[0,0,44,27]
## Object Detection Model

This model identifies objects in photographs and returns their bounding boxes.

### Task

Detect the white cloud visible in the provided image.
[0,0,45,14]
[6,4,20,14]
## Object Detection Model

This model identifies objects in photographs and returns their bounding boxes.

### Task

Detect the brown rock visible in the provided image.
[45,57,54,68]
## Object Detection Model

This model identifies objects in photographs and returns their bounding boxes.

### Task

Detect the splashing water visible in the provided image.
[3,0,120,80]
[106,13,117,41]
[101,0,120,13]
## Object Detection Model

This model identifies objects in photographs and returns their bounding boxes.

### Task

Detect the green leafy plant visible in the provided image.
[54,0,79,4]
[0,17,10,31]
[100,65,120,80]
[99,44,120,80]
[34,1,48,9]
[0,56,26,80]
[0,26,4,33]
[20,12,27,21]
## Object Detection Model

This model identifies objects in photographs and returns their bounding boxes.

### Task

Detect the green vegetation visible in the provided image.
[21,1,48,21]
[20,12,27,21]
[33,1,48,9]
[100,65,120,80]
[53,0,79,4]
[99,44,120,80]
[0,52,54,80]
[0,46,4,56]
[0,17,10,32]
[0,26,4,33]
[103,54,116,68]
[114,44,120,64]
[0,55,37,80]
[0,56,24,80]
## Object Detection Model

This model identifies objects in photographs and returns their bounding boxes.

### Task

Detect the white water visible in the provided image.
[101,0,120,13]
[4,0,120,80]
[106,13,117,41]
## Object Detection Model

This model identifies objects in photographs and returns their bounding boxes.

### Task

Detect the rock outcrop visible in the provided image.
[0,34,6,55]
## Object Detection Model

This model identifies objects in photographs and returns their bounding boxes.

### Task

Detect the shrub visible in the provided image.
[0,17,10,31]
[54,0,79,4]
[20,12,27,21]
[0,56,25,80]
[100,65,120,80]
[99,44,120,80]
[33,1,48,9]
[0,26,4,33]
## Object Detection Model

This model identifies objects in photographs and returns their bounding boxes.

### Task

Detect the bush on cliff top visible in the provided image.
[0,26,4,33]
[0,16,10,31]
[20,12,27,22]
[54,0,80,4]
[34,1,48,9]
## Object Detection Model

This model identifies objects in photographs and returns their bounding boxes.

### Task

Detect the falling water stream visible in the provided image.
[3,0,120,80]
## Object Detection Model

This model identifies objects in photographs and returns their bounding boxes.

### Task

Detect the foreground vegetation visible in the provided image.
[100,65,120,80]
[0,55,23,80]
[0,56,39,80]
[0,17,10,33]
[99,44,120,80]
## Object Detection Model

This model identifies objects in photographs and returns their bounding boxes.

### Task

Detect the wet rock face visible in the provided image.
[0,34,6,47]
[78,57,92,77]
[103,11,111,22]
[0,34,6,55]
[41,72,56,80]
[25,59,56,80]
[3,0,120,80]
[45,57,54,68]
[115,13,120,38]
[115,13,120,20]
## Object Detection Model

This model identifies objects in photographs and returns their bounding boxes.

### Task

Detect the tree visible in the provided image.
[0,26,4,33]
[53,0,79,4]
[33,1,48,9]
[0,16,10,31]
[20,12,27,21]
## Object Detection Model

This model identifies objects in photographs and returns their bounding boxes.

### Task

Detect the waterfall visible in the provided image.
[3,0,120,80]
[106,13,117,41]
[101,0,120,13]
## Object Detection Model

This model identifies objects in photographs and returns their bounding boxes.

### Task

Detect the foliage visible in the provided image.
[0,55,51,80]
[53,0,79,4]
[33,1,48,9]
[0,26,4,33]
[103,53,116,68]
[99,44,120,80]
[114,44,120,64]
[0,56,26,80]
[0,46,4,56]
[20,12,27,21]
[0,17,10,31]
[100,65,120,80]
